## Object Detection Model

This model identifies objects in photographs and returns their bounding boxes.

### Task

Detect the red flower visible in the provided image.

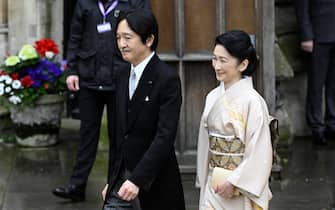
[0,70,6,76]
[34,38,59,57]
[20,75,34,88]
[44,83,49,90]
[10,73,19,80]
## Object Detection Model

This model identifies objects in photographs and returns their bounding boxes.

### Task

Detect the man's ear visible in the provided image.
[146,35,154,47]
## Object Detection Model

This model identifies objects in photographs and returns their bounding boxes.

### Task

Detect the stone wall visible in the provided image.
[275,0,310,141]
[7,0,63,55]
[0,0,8,61]
[0,28,7,60]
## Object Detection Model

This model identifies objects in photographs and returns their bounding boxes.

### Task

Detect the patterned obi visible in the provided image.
[208,135,245,170]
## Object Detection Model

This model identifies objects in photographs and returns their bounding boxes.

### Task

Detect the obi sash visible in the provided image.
[208,134,245,170]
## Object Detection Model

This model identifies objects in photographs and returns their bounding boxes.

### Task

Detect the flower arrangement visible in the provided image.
[0,38,66,107]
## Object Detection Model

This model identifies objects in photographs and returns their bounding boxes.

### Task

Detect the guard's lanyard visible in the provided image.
[98,0,119,23]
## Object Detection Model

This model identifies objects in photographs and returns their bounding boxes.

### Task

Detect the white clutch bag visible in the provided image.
[211,167,240,196]
[210,167,232,188]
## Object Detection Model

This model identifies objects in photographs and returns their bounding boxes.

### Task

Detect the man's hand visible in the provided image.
[117,180,139,201]
[101,184,109,201]
[301,40,313,52]
[214,181,235,199]
[66,75,80,91]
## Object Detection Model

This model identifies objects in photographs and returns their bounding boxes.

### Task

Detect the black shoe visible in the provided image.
[312,131,327,146]
[52,184,85,202]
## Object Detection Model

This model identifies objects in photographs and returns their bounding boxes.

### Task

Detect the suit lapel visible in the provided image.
[127,55,158,131]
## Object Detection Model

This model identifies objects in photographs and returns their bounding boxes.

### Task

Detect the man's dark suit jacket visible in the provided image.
[107,54,185,210]
[295,0,335,43]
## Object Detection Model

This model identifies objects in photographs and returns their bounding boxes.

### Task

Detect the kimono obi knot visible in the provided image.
[208,135,245,170]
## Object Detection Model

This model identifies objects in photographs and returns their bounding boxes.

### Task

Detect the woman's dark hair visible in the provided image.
[215,30,257,76]
[117,9,159,51]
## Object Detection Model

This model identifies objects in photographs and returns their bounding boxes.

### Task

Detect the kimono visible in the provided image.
[196,77,273,210]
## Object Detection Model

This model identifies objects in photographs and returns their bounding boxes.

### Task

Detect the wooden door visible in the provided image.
[151,0,258,172]
[151,0,221,172]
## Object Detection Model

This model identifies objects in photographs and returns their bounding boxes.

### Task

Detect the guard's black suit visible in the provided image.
[295,0,335,136]
[66,0,151,189]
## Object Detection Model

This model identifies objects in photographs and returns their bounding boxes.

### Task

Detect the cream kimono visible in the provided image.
[196,77,272,210]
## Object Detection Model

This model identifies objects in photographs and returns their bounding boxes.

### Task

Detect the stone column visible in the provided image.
[0,0,8,60]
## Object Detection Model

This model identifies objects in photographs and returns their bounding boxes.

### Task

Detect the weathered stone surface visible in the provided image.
[277,34,309,73]
[0,33,8,61]
[10,95,64,126]
[16,134,58,147]
[275,104,294,147]
[277,73,309,136]
[275,42,294,80]
[9,94,64,147]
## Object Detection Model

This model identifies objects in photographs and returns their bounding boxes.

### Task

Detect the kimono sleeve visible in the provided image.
[227,97,273,198]
[196,112,209,189]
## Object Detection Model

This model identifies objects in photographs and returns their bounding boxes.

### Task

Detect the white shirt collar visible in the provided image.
[131,51,155,83]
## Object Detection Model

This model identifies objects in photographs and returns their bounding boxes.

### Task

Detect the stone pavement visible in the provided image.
[1,118,335,210]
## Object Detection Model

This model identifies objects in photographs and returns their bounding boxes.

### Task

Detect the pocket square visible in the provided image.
[145,96,150,101]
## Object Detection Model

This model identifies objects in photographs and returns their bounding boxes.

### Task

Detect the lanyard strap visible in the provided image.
[98,0,119,22]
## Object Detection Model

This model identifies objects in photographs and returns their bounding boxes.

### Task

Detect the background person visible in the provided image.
[52,0,151,202]
[295,0,335,145]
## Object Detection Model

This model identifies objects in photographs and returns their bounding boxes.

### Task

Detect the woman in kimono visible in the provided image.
[196,30,273,210]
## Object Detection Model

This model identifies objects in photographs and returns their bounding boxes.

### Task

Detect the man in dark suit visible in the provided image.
[52,0,151,202]
[101,9,185,210]
[295,0,335,145]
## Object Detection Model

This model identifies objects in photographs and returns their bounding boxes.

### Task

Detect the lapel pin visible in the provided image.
[114,10,120,18]
[148,80,153,85]
[145,96,149,101]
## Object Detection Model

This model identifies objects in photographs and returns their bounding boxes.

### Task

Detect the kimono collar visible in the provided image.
[224,77,253,97]
[219,81,225,95]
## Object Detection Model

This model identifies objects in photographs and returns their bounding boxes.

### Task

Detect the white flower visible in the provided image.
[5,76,12,85]
[0,83,4,88]
[0,75,6,82]
[0,86,4,96]
[0,75,10,82]
[8,95,22,104]
[45,51,55,59]
[5,86,11,93]
[12,80,21,89]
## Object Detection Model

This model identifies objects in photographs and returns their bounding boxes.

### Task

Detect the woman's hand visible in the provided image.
[214,181,235,199]
[101,184,109,201]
